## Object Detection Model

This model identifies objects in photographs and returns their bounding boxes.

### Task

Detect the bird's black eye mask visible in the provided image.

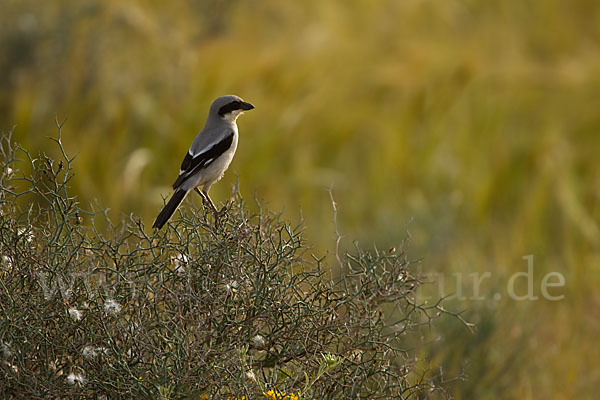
[218,100,254,117]
[218,101,242,117]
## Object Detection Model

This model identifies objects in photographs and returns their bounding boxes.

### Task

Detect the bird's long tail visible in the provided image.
[153,189,188,229]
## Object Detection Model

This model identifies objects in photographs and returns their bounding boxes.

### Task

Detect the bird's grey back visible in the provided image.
[189,122,236,155]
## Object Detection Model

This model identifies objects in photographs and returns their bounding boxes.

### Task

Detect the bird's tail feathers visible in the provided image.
[153,189,188,229]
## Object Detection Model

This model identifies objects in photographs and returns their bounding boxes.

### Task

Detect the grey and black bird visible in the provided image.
[153,95,254,229]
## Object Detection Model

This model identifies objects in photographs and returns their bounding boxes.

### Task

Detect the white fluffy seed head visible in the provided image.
[251,335,266,349]
[226,280,239,294]
[82,346,108,359]
[68,308,83,321]
[103,299,121,315]
[171,253,189,274]
[246,370,257,381]
[1,342,13,359]
[66,372,86,386]
[2,255,12,267]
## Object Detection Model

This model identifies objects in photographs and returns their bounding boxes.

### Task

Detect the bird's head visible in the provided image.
[210,95,255,122]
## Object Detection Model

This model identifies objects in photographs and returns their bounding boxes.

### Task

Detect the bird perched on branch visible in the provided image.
[153,95,254,229]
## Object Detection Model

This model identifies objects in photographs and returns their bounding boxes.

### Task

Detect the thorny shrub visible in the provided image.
[0,125,457,399]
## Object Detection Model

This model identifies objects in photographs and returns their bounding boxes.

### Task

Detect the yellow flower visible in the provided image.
[263,390,298,400]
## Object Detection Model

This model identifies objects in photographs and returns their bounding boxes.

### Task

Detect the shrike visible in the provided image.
[153,95,254,229]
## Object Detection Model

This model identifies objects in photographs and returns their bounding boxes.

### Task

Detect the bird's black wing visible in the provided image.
[172,132,234,189]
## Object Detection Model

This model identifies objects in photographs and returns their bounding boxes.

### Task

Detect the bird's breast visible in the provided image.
[195,131,238,188]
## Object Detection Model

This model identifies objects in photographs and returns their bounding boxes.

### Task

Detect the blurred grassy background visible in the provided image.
[1,0,599,398]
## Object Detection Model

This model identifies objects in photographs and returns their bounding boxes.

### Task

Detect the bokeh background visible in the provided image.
[1,0,599,398]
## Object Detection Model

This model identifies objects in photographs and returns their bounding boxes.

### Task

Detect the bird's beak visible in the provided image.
[241,102,255,111]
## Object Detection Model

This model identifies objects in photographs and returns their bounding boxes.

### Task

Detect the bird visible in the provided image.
[152,95,254,229]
